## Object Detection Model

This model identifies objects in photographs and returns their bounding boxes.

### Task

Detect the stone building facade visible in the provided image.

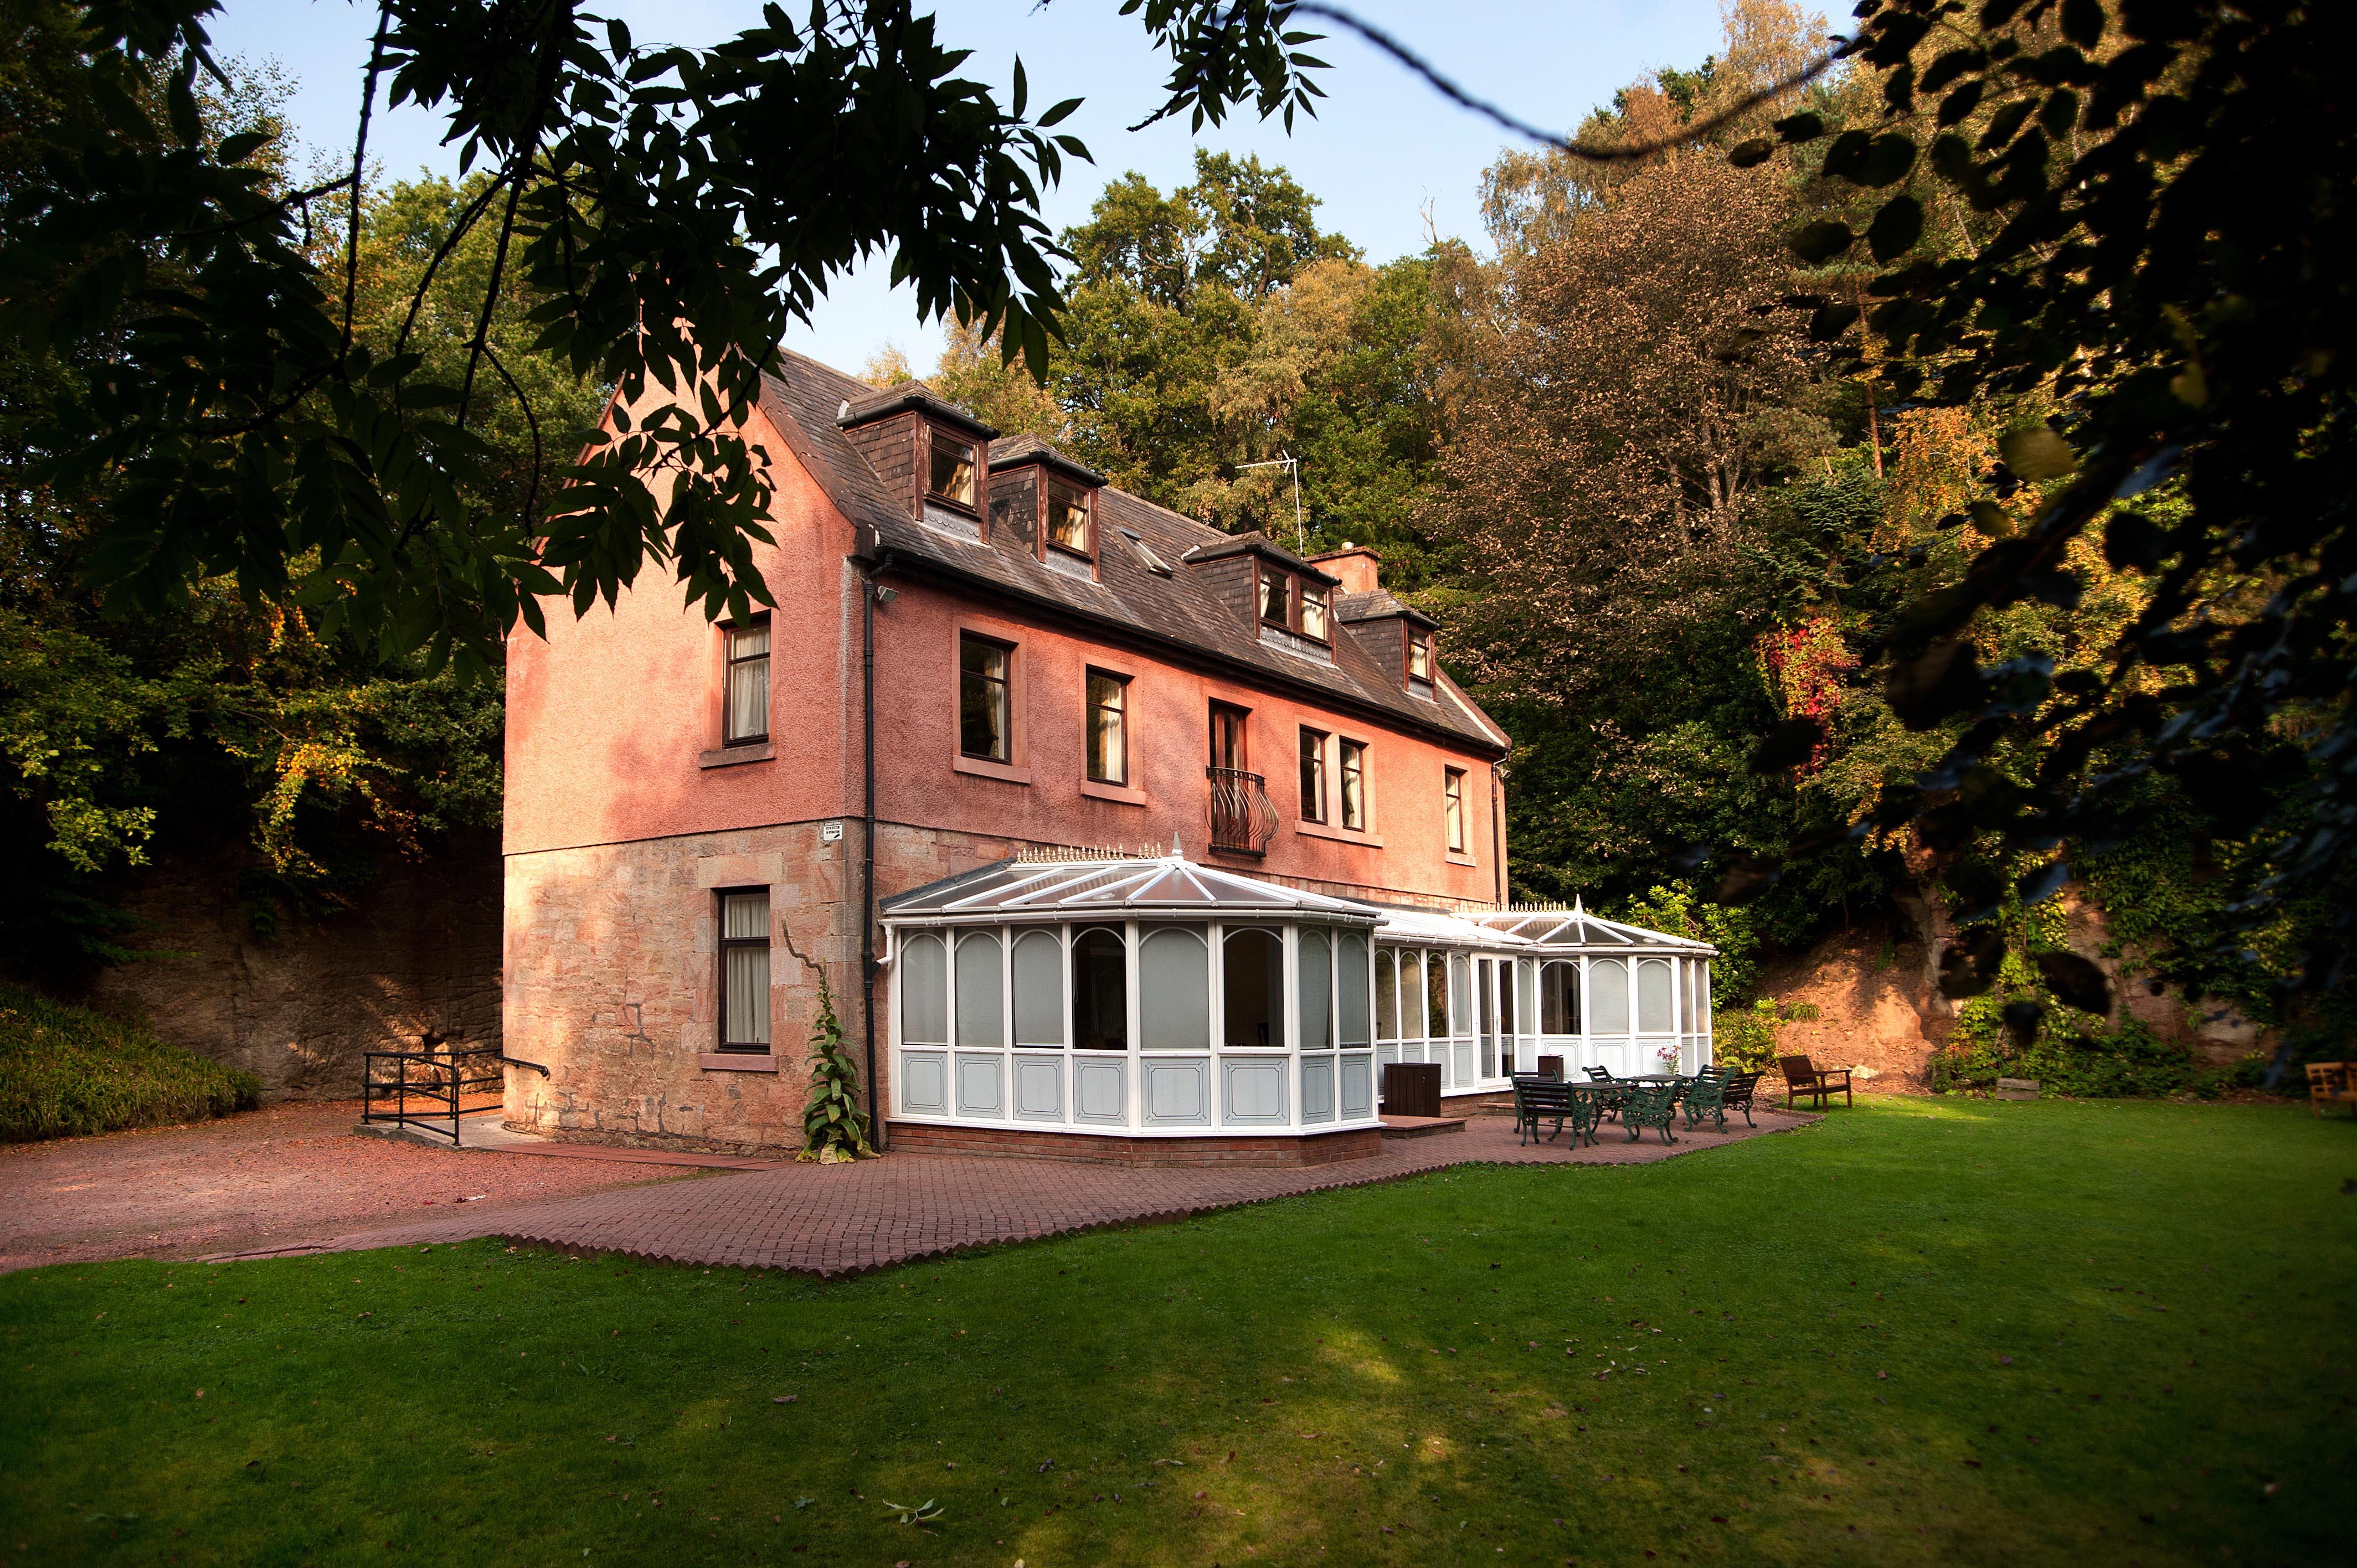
[499,351,1514,1155]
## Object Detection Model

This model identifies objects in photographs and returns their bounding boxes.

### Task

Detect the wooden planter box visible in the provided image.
[1537,1055,1566,1082]
[1382,1062,1442,1119]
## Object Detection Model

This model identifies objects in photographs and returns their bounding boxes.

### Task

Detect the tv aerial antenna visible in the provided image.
[1236,453,1306,553]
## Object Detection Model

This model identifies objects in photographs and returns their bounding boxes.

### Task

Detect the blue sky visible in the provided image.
[209,0,1727,372]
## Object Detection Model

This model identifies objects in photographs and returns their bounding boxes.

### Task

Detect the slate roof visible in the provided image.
[1337,587,1437,629]
[757,348,1509,754]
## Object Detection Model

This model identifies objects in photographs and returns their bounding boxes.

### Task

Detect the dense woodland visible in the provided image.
[2,0,2346,1091]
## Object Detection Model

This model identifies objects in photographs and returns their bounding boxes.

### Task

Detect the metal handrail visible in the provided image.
[361,1044,525,1146]
[1206,765,1278,855]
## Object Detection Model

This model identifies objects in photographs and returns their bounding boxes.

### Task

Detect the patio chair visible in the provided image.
[2305,1061,2357,1119]
[1621,1080,1679,1144]
[1779,1055,1852,1110]
[1584,1065,1629,1123]
[1681,1068,1731,1133]
[1718,1069,1764,1127]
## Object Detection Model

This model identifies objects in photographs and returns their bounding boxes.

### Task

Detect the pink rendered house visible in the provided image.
[499,350,1714,1164]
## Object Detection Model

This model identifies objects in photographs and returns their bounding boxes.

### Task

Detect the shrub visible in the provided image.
[1930,1014,2266,1100]
[0,983,262,1141]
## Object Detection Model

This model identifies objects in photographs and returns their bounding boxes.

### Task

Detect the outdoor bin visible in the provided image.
[1382,1061,1443,1119]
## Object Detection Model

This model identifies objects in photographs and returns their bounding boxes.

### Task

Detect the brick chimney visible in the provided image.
[1306,544,1381,596]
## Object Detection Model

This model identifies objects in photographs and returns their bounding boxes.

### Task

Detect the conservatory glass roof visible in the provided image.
[881,858,1713,957]
[880,853,1382,922]
[1469,900,1715,955]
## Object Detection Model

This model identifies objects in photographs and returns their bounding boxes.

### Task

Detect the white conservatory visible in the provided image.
[879,854,1714,1157]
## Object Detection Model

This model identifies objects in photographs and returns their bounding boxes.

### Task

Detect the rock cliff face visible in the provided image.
[81,837,502,1099]
[1758,927,1950,1092]
[1756,884,2272,1090]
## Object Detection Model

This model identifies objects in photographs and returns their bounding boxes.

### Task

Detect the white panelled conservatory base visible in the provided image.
[881,858,1715,1142]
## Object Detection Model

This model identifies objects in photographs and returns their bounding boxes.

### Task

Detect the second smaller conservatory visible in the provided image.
[881,854,1718,1153]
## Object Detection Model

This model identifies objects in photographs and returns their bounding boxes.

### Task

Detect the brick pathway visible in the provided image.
[252,1107,1816,1277]
[0,1101,695,1272]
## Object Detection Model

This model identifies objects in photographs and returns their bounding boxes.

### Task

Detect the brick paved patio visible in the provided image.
[241,1106,1818,1276]
[0,1101,695,1272]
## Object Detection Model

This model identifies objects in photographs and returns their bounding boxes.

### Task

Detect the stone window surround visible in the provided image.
[954,620,1027,782]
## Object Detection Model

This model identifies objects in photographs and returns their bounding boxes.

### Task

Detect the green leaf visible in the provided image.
[1999,425,2077,481]
[1866,195,1923,261]
[1771,111,1824,143]
[1967,501,2016,539]
[1728,137,1777,169]
[1859,133,1918,188]
[2060,0,2105,49]
[1790,220,1854,264]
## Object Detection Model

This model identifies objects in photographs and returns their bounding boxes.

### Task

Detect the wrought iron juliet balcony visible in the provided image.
[1207,766,1279,856]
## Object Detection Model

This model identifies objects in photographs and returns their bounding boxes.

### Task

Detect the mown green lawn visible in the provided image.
[3,1098,2350,1567]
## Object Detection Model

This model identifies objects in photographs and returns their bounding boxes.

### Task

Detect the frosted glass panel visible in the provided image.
[1337,932,1370,1046]
[1421,953,1444,1040]
[1679,960,1696,1031]
[955,931,1003,1049]
[1591,958,1629,1034]
[1375,948,1398,1041]
[901,932,948,1045]
[1139,926,1208,1050]
[724,944,769,1045]
[1298,929,1332,1051]
[1012,928,1063,1046]
[1450,954,1471,1037]
[1638,959,1673,1032]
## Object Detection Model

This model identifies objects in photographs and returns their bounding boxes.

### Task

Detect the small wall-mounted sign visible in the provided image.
[821,820,844,843]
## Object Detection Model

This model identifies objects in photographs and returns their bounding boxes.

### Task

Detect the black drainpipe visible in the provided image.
[859,550,894,1145]
[1490,761,1507,907]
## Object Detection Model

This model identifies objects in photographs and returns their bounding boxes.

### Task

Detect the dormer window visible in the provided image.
[1046,478,1090,555]
[928,430,977,509]
[1300,582,1331,641]
[1407,630,1435,685]
[1255,560,1336,646]
[1260,568,1290,627]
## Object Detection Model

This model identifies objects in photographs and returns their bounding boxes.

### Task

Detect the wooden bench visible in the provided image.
[1511,1075,1595,1147]
[2307,1061,2357,1118]
[1779,1055,1852,1110]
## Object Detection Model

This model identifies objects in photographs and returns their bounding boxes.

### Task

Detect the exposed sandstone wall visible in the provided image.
[498,817,1041,1156]
[1758,926,1949,1092]
[1758,883,2273,1090]
[83,837,502,1098]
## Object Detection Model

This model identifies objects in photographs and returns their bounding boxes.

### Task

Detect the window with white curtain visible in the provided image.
[1375,947,1399,1040]
[723,619,770,745]
[718,890,770,1050]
